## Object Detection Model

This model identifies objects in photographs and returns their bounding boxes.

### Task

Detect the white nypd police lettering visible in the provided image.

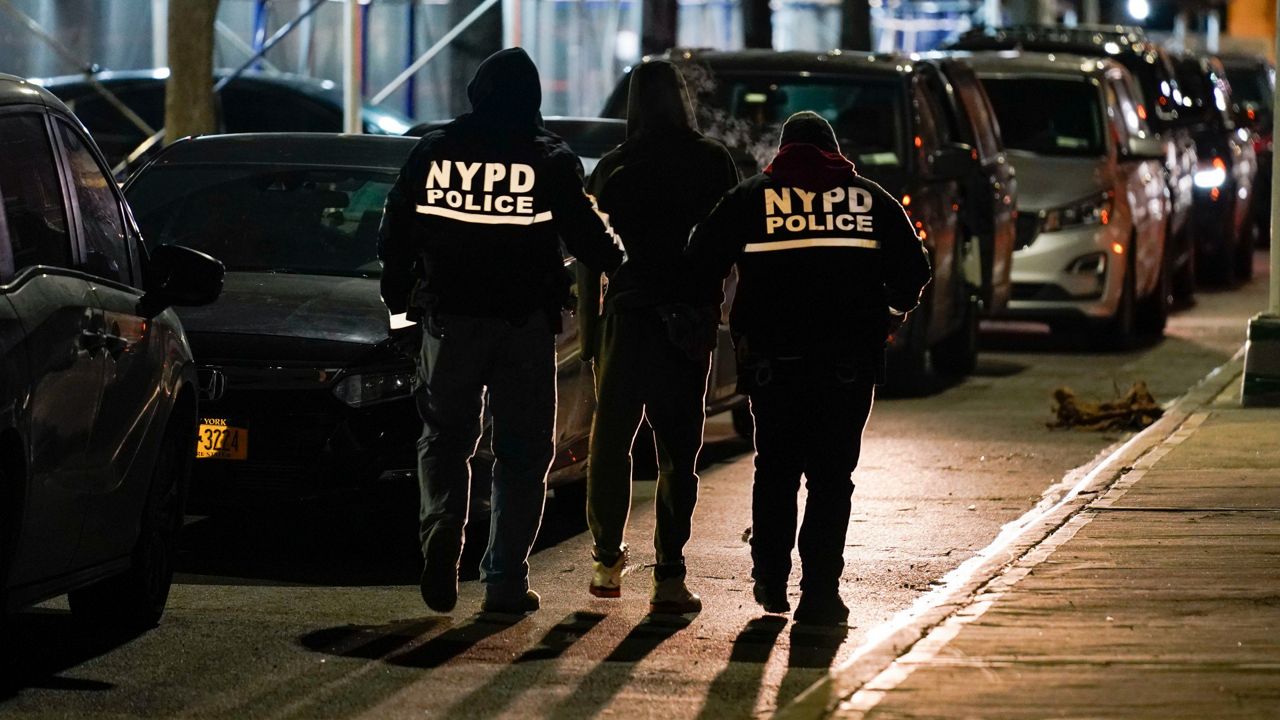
[417,160,552,225]
[748,186,881,253]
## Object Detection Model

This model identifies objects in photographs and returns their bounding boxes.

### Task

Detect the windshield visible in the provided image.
[1114,54,1176,128]
[127,165,394,278]
[686,71,907,169]
[980,77,1105,157]
[1224,64,1273,106]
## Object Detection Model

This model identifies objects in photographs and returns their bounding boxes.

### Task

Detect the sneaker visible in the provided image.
[481,588,541,614]
[650,575,702,615]
[793,593,849,626]
[753,581,790,614]
[590,547,627,598]
[419,527,462,613]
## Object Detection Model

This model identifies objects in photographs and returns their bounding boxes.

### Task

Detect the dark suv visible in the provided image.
[605,50,1002,386]
[950,25,1198,302]
[1219,53,1274,246]
[1170,52,1258,284]
[0,74,222,632]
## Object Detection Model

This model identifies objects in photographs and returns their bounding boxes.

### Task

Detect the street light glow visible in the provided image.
[1128,0,1150,20]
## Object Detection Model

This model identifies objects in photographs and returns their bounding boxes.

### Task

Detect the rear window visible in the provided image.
[980,77,1105,157]
[127,165,394,278]
[1224,63,1274,118]
[686,71,908,169]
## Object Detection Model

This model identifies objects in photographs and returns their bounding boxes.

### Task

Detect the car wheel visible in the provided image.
[1236,219,1258,282]
[1172,225,1196,303]
[1100,240,1138,351]
[0,462,13,677]
[68,413,191,630]
[1197,219,1238,287]
[730,403,753,441]
[885,303,931,395]
[1136,250,1171,337]
[932,292,980,378]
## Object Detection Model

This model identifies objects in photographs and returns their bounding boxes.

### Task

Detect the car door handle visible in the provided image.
[79,328,106,352]
[80,329,129,356]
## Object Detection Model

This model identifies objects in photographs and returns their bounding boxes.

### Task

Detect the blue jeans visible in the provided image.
[414,313,556,596]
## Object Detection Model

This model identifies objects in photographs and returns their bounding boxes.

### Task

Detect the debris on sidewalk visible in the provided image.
[1048,381,1164,431]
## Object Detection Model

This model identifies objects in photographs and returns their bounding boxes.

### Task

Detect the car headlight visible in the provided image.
[332,372,413,407]
[1194,157,1227,188]
[1038,191,1114,233]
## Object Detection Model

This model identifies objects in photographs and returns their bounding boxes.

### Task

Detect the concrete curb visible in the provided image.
[777,347,1248,720]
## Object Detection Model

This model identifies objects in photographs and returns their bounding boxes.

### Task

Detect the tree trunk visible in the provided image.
[642,0,679,56]
[165,0,220,144]
[841,0,872,51]
[743,0,772,49]
[448,0,503,116]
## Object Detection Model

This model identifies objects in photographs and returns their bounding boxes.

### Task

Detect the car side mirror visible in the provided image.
[927,144,975,181]
[1120,135,1164,161]
[139,244,224,315]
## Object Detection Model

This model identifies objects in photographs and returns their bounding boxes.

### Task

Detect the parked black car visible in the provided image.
[1170,52,1258,284]
[605,49,992,385]
[0,74,223,630]
[123,132,744,500]
[950,25,1198,302]
[32,69,413,170]
[919,53,1019,317]
[1219,53,1274,244]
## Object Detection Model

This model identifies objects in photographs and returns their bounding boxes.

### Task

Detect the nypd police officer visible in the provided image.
[379,48,623,615]
[687,111,931,625]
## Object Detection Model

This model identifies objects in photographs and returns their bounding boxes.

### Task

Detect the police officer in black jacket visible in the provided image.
[379,48,624,615]
[577,61,739,613]
[687,112,931,625]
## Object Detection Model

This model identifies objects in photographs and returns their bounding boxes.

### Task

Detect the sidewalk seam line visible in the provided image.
[833,404,1212,717]
[778,346,1247,720]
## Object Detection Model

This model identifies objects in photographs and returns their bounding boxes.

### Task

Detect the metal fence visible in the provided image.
[0,0,982,122]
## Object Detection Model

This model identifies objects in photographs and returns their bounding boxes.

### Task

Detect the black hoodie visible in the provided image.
[379,48,623,324]
[576,61,739,359]
[686,113,931,383]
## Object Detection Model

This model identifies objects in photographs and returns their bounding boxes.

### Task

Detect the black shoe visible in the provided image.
[419,528,462,613]
[482,588,541,614]
[753,581,790,614]
[793,594,849,626]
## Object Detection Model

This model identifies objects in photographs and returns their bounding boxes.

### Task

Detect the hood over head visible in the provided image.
[467,47,542,128]
[625,61,699,139]
[778,111,841,154]
[765,112,855,191]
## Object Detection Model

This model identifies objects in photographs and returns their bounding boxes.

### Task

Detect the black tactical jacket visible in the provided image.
[379,49,623,324]
[687,142,932,384]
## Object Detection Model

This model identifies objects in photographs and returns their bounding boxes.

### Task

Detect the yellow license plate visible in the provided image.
[196,420,248,460]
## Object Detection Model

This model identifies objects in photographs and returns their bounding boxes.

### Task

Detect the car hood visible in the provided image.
[176,272,391,359]
[1005,150,1109,211]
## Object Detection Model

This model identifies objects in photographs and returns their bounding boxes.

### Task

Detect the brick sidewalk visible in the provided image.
[820,374,1280,719]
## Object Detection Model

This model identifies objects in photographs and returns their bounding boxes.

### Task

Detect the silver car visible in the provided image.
[968,52,1171,347]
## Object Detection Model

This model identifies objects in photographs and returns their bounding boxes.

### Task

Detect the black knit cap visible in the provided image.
[778,111,841,154]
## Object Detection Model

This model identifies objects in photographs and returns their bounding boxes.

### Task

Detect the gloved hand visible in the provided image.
[388,323,423,360]
[887,311,909,342]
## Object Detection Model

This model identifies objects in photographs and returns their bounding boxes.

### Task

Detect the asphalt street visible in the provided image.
[0,254,1269,720]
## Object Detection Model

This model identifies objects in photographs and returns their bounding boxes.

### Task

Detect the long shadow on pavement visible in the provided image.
[694,616,788,720]
[434,611,607,719]
[300,612,528,668]
[776,623,849,708]
[550,614,694,720]
[0,609,147,698]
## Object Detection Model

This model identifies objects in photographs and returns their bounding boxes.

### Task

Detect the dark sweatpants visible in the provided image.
[587,310,710,576]
[414,313,557,596]
[749,379,875,596]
